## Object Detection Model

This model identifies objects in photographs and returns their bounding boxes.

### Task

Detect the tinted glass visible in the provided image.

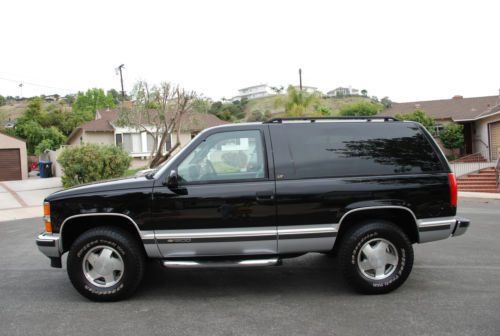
[178,130,266,183]
[272,122,444,179]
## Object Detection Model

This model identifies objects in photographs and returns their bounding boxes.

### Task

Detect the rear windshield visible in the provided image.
[271,122,444,179]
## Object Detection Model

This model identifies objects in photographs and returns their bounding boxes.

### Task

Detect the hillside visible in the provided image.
[242,95,377,119]
[0,100,72,123]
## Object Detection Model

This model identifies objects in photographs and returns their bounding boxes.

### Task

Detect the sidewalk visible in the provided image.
[0,177,62,222]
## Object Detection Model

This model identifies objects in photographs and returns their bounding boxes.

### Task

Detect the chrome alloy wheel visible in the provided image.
[82,245,124,288]
[357,238,399,280]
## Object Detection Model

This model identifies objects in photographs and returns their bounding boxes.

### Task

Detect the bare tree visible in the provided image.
[117,81,196,168]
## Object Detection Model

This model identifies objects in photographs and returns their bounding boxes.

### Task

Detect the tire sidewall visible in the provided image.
[67,229,142,301]
[341,222,413,294]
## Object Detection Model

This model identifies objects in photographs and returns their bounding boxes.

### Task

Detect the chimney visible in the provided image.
[452,95,463,100]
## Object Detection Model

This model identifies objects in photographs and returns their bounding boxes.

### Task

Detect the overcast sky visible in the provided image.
[1,0,499,102]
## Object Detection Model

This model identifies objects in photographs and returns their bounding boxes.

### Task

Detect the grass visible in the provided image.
[124,167,147,177]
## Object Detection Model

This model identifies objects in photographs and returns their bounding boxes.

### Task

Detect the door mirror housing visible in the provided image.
[166,170,179,188]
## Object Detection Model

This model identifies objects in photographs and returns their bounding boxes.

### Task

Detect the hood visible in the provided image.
[45,175,156,201]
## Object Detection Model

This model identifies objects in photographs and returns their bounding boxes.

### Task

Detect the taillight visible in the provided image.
[43,202,52,233]
[448,173,457,207]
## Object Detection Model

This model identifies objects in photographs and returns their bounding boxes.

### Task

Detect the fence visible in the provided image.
[449,150,496,177]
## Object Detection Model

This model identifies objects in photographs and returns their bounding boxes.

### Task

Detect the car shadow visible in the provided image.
[134,253,354,300]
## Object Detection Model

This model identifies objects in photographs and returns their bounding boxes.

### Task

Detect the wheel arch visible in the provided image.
[333,206,419,253]
[60,213,145,253]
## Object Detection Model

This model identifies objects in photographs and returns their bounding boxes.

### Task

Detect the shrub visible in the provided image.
[440,123,464,152]
[58,144,131,188]
[395,109,435,133]
[339,101,383,116]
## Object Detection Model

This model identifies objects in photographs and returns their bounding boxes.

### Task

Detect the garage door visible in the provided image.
[0,149,22,181]
[491,122,500,160]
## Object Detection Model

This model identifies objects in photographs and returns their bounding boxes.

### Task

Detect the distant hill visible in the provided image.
[242,95,377,119]
[0,100,72,123]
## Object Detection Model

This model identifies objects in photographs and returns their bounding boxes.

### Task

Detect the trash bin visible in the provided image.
[39,161,53,178]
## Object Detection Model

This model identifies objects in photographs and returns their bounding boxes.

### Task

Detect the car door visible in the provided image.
[151,126,277,258]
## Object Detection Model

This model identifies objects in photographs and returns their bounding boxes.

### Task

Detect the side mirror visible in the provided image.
[166,170,179,188]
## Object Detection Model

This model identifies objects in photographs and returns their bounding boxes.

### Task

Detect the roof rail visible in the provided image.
[263,116,399,123]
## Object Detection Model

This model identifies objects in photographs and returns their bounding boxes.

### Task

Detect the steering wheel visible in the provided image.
[204,159,216,175]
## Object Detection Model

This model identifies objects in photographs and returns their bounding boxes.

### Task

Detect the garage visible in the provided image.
[490,121,500,160]
[0,132,28,181]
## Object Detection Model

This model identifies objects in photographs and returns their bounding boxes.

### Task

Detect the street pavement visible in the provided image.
[0,198,498,336]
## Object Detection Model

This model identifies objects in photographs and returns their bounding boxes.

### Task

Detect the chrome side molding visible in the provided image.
[162,258,280,268]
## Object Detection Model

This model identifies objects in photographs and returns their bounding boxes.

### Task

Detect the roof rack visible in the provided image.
[263,116,399,123]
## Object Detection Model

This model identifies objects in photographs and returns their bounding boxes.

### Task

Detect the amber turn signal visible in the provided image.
[43,202,52,233]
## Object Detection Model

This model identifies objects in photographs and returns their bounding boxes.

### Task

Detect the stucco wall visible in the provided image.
[83,131,115,145]
[473,114,500,159]
[0,133,28,179]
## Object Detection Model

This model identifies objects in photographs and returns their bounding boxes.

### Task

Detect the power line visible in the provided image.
[0,76,73,92]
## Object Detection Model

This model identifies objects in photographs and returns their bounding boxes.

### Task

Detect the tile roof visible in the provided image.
[381,95,500,121]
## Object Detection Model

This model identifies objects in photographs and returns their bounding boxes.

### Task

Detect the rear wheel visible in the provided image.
[338,220,413,294]
[67,226,145,302]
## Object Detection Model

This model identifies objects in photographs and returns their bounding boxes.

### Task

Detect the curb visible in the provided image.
[459,192,500,200]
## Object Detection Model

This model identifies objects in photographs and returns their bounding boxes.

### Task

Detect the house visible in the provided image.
[232,84,273,101]
[381,95,500,160]
[67,108,229,167]
[327,86,360,97]
[292,85,319,94]
[0,131,28,181]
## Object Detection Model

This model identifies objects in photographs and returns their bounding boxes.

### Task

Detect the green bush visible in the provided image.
[440,123,464,151]
[58,144,131,188]
[339,101,383,116]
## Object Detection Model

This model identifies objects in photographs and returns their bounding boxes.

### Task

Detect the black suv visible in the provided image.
[36,116,469,301]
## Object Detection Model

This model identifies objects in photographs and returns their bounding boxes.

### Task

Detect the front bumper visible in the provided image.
[418,216,470,243]
[36,232,62,268]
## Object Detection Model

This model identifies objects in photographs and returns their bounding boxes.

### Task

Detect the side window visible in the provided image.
[177,130,266,183]
[272,123,444,180]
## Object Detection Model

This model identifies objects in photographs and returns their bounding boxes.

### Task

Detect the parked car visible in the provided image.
[36,116,469,301]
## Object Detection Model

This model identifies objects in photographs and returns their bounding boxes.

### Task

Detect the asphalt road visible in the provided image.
[0,198,499,336]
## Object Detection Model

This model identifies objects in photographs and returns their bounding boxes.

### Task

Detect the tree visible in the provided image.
[14,121,66,155]
[72,88,116,121]
[107,89,122,105]
[274,85,319,116]
[395,109,435,132]
[247,110,272,122]
[0,95,6,106]
[361,89,368,97]
[440,123,464,155]
[339,101,383,116]
[117,81,196,168]
[192,97,211,114]
[381,96,392,108]
[207,99,247,121]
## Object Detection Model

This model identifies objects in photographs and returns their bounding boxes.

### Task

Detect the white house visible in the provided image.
[327,86,360,97]
[232,84,273,101]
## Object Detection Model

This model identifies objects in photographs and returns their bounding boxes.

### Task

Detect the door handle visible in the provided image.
[256,191,274,201]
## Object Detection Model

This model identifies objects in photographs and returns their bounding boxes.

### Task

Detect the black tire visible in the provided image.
[67,226,145,302]
[338,220,414,294]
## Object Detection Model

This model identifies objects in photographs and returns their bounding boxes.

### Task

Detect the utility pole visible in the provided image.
[298,68,303,91]
[18,83,23,98]
[116,64,125,100]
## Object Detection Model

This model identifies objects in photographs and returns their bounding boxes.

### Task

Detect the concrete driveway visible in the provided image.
[0,177,62,221]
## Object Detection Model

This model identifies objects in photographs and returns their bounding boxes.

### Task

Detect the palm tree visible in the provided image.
[274,85,319,116]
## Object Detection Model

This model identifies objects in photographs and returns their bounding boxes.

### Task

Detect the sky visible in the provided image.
[1,0,499,103]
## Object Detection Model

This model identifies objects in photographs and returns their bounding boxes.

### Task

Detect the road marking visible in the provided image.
[0,182,28,207]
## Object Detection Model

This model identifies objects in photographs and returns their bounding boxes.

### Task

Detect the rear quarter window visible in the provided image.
[270,122,444,179]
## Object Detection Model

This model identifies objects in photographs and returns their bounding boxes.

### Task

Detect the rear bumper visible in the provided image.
[36,232,62,267]
[452,217,470,237]
[418,216,470,243]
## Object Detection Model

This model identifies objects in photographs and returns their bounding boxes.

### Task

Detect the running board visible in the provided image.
[162,258,280,268]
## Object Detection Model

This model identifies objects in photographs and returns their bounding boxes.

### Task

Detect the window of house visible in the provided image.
[177,130,266,183]
[115,134,123,147]
[122,134,133,153]
[147,134,154,152]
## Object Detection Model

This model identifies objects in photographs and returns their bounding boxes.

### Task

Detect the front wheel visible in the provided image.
[338,220,414,294]
[67,226,145,302]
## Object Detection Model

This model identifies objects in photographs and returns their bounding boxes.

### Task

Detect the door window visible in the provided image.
[177,130,266,183]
